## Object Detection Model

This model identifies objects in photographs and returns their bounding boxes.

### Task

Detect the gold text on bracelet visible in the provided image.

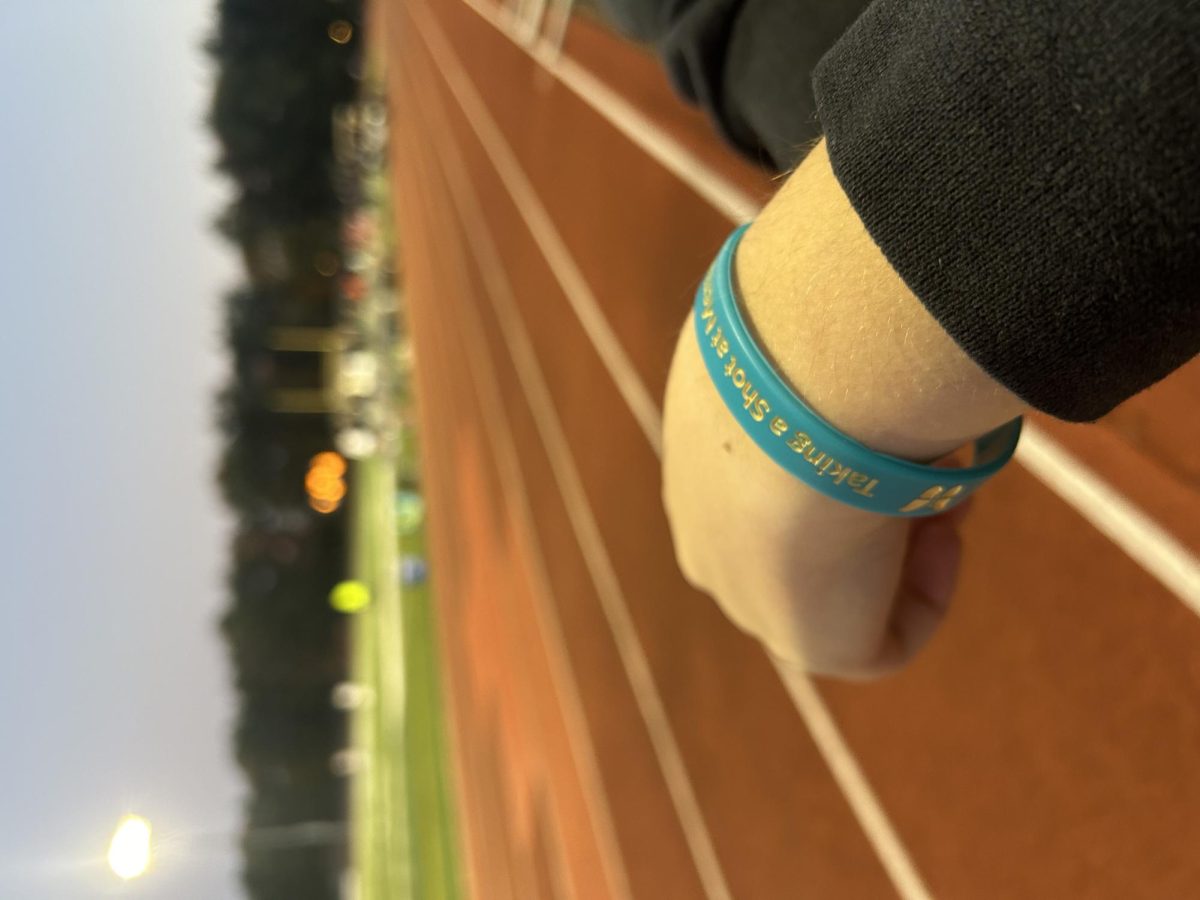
[700,277,879,498]
[700,292,770,421]
[785,433,879,497]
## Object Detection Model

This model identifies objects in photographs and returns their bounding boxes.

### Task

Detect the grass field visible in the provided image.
[336,57,462,896]
[345,446,462,900]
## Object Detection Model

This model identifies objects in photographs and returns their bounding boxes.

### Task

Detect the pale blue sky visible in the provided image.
[0,3,244,898]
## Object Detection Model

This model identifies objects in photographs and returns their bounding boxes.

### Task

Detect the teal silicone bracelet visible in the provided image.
[695,225,1022,517]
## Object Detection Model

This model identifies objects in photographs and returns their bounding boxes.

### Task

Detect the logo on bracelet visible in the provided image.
[898,485,965,513]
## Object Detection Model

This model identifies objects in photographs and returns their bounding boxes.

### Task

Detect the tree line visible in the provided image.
[207,1,364,896]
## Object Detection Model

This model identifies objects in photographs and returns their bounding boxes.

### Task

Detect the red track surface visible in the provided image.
[377,1,1200,896]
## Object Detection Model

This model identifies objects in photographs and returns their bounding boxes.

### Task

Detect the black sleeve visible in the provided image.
[596,0,1200,421]
[597,0,871,166]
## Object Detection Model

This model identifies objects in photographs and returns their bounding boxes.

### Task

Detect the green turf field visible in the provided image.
[338,59,462,897]
[346,449,462,900]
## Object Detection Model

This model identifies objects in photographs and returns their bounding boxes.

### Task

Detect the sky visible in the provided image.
[0,3,245,898]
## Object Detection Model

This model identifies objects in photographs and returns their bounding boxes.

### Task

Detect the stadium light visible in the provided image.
[107,814,152,880]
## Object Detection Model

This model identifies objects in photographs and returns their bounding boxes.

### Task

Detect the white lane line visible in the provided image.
[768,669,932,900]
[403,57,635,900]
[537,787,576,900]
[417,5,936,898]
[402,163,545,900]
[1016,422,1200,609]
[398,90,559,900]
[436,184,620,900]
[414,1,663,457]
[460,0,761,224]
[462,0,1200,616]
[542,0,575,59]
[520,0,550,46]
[408,14,735,899]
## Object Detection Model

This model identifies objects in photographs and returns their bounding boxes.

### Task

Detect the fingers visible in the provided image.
[905,516,964,610]
[820,516,963,680]
[673,430,977,683]
[871,517,964,676]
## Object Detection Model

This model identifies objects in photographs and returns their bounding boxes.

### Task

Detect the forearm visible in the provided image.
[735,139,1026,462]
[615,0,1199,418]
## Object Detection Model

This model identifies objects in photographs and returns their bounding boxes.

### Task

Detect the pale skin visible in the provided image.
[662,139,1027,680]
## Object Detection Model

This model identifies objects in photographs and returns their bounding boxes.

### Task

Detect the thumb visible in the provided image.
[865,515,965,677]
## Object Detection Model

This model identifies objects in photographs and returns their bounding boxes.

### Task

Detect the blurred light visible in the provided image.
[400,555,429,587]
[314,250,341,277]
[305,468,347,503]
[306,451,348,513]
[309,495,340,514]
[395,490,425,534]
[337,351,378,397]
[330,748,367,777]
[331,681,372,710]
[340,272,368,302]
[336,427,379,460]
[108,815,152,880]
[328,20,354,44]
[310,451,346,477]
[330,580,371,614]
[343,212,376,249]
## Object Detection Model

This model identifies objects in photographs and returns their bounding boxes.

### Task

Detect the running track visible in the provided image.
[375,0,1200,896]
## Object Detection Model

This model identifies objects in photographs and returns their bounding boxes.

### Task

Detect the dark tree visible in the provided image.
[206,1,365,897]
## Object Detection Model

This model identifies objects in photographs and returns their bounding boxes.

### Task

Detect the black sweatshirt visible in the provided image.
[597,0,1200,421]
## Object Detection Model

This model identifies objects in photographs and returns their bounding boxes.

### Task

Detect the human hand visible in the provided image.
[661,141,1022,679]
[662,315,971,680]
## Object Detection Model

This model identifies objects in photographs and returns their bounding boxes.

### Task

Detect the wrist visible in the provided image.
[674,311,904,534]
[734,141,1025,462]
[696,228,1021,517]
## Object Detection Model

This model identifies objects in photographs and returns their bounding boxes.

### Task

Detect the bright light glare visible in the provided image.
[107,815,152,880]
